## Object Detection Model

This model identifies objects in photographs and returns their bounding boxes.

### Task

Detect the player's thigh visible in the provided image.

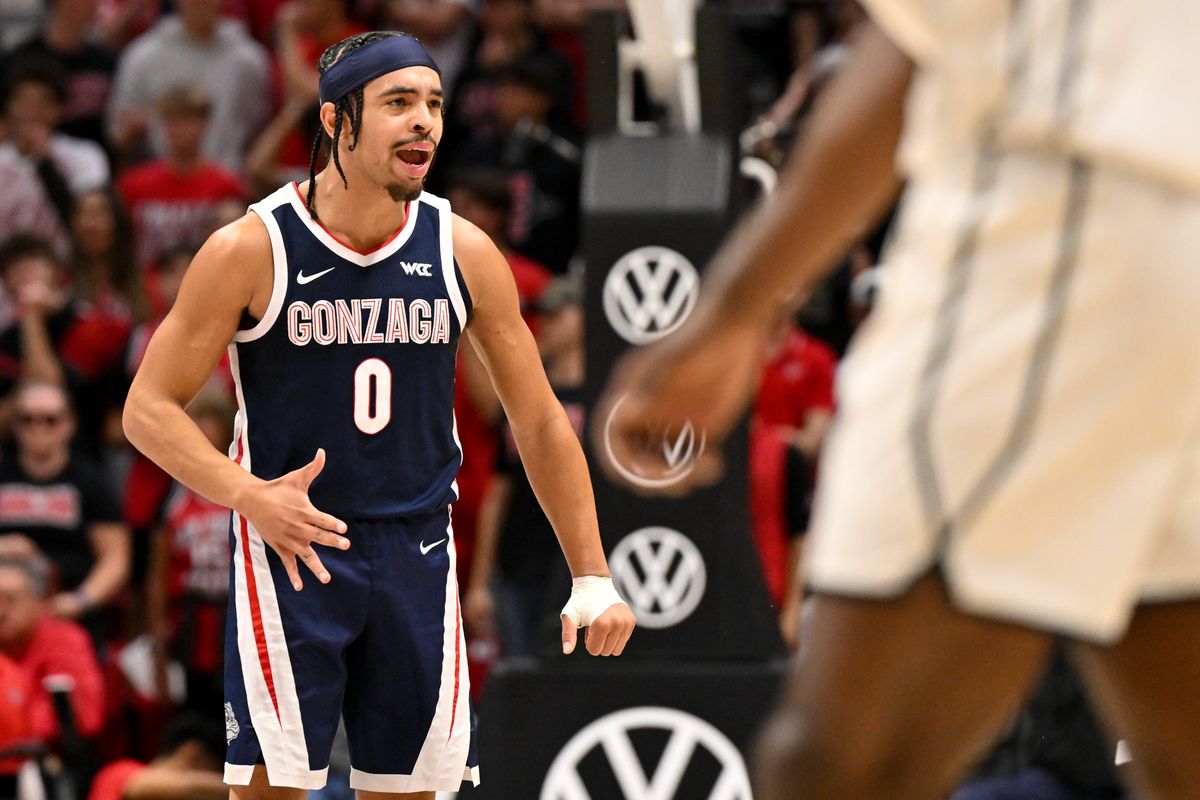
[756,572,1053,797]
[228,766,307,800]
[355,791,433,800]
[1071,600,1200,800]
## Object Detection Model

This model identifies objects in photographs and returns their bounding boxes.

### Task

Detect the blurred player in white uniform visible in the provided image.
[600,2,1200,798]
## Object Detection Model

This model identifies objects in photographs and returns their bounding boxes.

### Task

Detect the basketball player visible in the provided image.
[600,6,1200,799]
[124,32,635,799]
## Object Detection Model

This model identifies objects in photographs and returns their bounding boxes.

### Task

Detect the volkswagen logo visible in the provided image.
[602,394,706,489]
[609,527,706,629]
[603,246,700,345]
[541,706,752,800]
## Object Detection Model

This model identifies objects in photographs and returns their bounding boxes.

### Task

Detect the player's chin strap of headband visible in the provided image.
[560,576,625,629]
[318,34,441,106]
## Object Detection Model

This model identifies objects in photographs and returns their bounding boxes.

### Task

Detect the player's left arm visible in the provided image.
[455,215,636,657]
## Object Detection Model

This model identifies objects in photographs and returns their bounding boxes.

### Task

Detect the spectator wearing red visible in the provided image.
[69,186,148,326]
[145,383,233,713]
[0,235,132,457]
[267,0,366,179]
[442,167,551,591]
[0,651,33,778]
[0,382,130,624]
[750,322,837,649]
[754,322,837,460]
[87,711,226,800]
[0,555,105,743]
[117,85,245,270]
[123,247,233,544]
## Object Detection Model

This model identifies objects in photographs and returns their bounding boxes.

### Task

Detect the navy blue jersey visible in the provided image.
[229,183,472,518]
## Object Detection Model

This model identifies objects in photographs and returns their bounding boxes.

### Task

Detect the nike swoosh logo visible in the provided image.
[297,267,335,285]
[419,538,446,555]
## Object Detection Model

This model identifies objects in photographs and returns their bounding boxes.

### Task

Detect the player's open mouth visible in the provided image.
[397,143,433,178]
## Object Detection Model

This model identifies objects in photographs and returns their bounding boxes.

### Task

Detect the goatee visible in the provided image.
[388,182,423,202]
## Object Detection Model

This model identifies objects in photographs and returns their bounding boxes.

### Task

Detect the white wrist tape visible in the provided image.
[560,576,624,627]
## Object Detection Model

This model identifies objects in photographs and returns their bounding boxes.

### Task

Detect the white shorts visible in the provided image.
[806,145,1200,643]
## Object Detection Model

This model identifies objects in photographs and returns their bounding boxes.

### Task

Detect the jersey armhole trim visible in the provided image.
[421,192,469,331]
[234,203,289,343]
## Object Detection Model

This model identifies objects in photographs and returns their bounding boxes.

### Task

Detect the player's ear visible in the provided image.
[319,101,339,138]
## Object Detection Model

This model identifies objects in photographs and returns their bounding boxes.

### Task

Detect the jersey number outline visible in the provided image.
[354,358,392,434]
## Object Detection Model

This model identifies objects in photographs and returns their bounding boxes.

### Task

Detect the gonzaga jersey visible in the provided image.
[229,183,471,518]
[863,0,1200,192]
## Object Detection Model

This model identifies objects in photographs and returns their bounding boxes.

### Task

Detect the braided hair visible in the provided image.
[306,31,410,220]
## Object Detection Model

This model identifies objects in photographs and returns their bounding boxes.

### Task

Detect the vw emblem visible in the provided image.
[609,527,706,629]
[541,706,752,800]
[603,394,707,489]
[603,246,700,345]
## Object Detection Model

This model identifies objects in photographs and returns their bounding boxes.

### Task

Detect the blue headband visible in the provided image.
[319,35,441,105]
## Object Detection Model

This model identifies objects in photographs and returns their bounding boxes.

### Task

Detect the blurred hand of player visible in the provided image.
[560,577,637,657]
[238,448,350,591]
[595,307,771,494]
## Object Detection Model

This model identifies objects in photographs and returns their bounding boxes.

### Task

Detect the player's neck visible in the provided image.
[309,173,411,251]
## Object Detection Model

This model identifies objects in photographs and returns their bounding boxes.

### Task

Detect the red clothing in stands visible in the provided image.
[9,614,105,741]
[160,485,230,673]
[754,328,837,429]
[118,161,245,269]
[0,653,32,774]
[748,426,791,607]
[87,758,145,800]
[275,24,369,170]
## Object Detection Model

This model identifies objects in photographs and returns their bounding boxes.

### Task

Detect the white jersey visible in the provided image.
[864,0,1200,192]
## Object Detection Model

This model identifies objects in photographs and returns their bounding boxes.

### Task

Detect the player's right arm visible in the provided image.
[123,214,349,590]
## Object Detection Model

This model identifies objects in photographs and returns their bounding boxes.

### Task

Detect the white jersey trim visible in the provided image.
[419,191,468,330]
[238,186,292,344]
[284,181,421,267]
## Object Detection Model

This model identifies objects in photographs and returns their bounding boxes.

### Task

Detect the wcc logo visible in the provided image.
[602,394,706,490]
[603,246,700,345]
[399,260,433,277]
[609,527,706,629]
[541,707,752,800]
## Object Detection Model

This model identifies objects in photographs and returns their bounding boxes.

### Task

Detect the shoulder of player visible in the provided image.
[196,212,270,271]
[181,212,272,307]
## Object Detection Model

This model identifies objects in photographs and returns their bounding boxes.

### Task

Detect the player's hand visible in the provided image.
[595,307,771,494]
[238,448,350,591]
[560,576,637,657]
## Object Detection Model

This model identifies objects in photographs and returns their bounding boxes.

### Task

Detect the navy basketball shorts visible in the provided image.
[222,508,479,791]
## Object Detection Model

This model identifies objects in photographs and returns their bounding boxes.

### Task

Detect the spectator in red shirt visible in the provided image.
[146,382,233,713]
[442,167,550,591]
[751,321,838,648]
[0,651,34,778]
[270,0,366,167]
[0,555,105,743]
[87,711,227,800]
[69,186,148,326]
[117,84,245,270]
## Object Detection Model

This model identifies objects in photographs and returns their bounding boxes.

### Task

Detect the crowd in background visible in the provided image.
[0,0,1125,797]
